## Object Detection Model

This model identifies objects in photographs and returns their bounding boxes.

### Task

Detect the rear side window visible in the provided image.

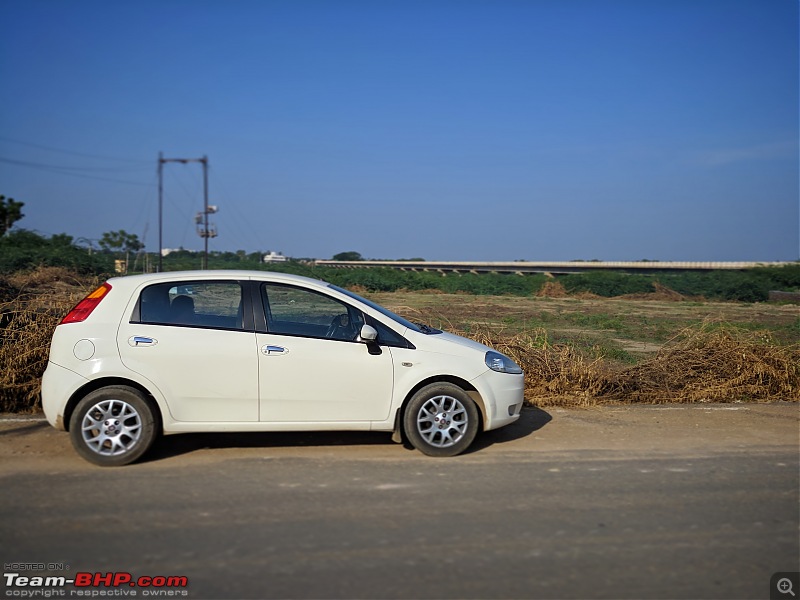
[136,281,244,330]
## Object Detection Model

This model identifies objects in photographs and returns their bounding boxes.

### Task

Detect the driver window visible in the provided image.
[262,284,363,341]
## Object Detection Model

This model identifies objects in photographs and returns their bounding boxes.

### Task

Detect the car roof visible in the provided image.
[107,270,329,289]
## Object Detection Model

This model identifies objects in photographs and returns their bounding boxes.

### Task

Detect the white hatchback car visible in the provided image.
[42,270,524,466]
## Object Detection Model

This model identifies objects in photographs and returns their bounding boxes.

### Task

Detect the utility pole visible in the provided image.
[157,152,163,271]
[195,156,217,270]
[157,154,217,270]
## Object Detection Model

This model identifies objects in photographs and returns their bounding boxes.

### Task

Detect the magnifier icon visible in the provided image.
[778,578,796,597]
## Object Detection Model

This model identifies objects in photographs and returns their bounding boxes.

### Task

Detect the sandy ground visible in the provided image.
[0,402,797,470]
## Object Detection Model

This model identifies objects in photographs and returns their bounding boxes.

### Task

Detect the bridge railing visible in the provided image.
[315,260,791,274]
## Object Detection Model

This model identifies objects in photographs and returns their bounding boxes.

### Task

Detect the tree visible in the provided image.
[0,230,114,275]
[50,233,74,247]
[332,251,363,261]
[0,196,25,236]
[99,230,144,254]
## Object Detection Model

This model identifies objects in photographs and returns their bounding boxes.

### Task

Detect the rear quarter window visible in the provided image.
[136,281,243,330]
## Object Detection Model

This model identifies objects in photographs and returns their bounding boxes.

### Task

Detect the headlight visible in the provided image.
[485,350,523,374]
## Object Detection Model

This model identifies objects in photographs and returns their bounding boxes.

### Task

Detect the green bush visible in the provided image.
[562,272,654,297]
[559,265,800,302]
[309,267,546,296]
[659,265,800,302]
[0,230,114,275]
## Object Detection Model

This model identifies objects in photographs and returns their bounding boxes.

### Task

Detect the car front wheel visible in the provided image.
[69,386,158,467]
[404,383,479,457]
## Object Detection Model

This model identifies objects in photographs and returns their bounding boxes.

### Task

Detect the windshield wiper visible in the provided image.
[415,323,440,334]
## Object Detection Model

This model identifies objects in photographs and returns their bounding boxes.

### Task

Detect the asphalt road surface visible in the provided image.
[1,403,798,600]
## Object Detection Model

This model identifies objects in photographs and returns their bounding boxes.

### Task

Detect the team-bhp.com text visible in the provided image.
[4,572,189,597]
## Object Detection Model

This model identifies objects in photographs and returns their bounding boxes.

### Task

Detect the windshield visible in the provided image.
[329,285,440,334]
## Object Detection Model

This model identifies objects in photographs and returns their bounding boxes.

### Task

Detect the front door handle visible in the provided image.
[261,345,288,356]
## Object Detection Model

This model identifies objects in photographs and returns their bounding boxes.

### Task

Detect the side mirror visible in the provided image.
[359,324,378,342]
[359,324,381,355]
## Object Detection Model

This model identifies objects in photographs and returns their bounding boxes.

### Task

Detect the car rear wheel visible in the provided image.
[404,383,479,457]
[69,386,158,467]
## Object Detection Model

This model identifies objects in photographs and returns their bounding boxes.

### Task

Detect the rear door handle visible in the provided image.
[128,336,157,347]
[262,345,288,356]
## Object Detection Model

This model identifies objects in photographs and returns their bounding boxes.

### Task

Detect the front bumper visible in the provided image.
[472,369,525,431]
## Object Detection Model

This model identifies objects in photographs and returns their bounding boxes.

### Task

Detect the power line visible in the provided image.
[0,157,156,186]
[163,163,203,248]
[0,156,150,172]
[226,193,266,252]
[158,154,215,270]
[0,135,151,163]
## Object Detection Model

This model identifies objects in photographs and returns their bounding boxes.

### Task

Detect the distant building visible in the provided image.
[263,251,288,263]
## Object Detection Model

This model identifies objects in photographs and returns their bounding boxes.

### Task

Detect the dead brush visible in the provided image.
[614,321,800,403]
[415,314,798,407]
[617,281,687,302]
[0,268,97,412]
[459,324,618,407]
[536,280,569,298]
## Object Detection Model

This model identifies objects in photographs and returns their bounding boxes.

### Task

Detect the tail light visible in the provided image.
[61,283,112,324]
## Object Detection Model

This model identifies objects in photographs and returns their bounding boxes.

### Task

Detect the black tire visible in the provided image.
[69,386,158,467]
[403,383,479,457]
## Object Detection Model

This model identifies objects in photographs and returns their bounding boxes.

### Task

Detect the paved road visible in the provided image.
[1,404,798,599]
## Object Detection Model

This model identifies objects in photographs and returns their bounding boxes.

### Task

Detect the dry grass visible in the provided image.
[460,321,799,407]
[615,323,799,403]
[536,280,570,298]
[467,325,616,406]
[0,267,97,412]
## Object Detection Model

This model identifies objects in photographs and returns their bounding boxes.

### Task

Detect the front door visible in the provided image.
[257,283,394,422]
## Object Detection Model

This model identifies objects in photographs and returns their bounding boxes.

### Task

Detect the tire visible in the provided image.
[404,383,479,457]
[69,386,158,467]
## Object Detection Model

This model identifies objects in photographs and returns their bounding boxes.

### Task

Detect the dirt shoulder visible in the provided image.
[0,403,797,472]
[494,402,800,459]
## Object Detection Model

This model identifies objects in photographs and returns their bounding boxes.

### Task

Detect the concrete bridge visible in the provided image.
[315,260,792,276]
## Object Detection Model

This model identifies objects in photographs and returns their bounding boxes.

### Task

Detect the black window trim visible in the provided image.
[131,279,255,333]
[364,314,416,350]
[256,281,415,349]
[258,281,362,342]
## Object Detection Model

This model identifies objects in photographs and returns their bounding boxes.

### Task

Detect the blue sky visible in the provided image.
[1,0,797,261]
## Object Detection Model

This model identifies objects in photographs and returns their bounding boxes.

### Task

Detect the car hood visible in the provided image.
[406,329,494,357]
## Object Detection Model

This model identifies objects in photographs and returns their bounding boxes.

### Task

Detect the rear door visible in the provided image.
[118,280,259,422]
